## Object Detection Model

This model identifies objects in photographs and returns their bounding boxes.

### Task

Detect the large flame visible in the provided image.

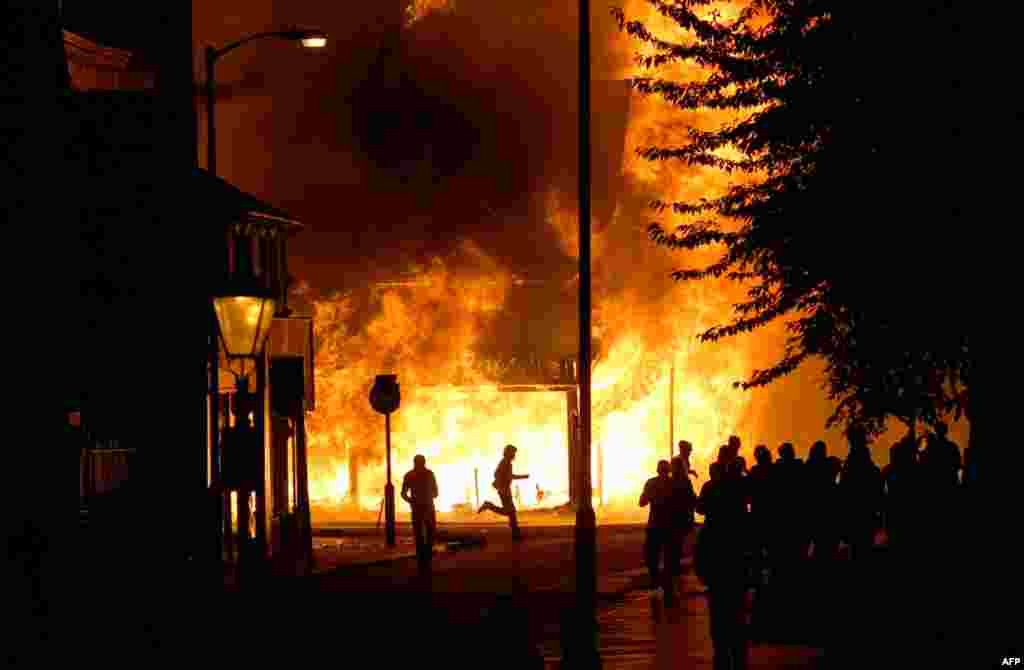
[306,253,756,521]
[305,1,772,523]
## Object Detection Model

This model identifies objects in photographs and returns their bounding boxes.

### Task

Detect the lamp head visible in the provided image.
[283,28,327,48]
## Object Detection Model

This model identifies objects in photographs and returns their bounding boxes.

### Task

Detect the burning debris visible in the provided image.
[305,251,755,522]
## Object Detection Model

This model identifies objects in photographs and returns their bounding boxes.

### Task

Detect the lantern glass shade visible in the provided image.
[214,295,277,358]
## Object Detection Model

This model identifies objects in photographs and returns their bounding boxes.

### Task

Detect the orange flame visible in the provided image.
[406,0,457,26]
[305,1,773,523]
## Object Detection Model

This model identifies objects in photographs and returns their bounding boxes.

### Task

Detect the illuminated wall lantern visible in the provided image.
[201,168,304,572]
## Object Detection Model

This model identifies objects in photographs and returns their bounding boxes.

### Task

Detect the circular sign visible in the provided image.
[370,375,400,414]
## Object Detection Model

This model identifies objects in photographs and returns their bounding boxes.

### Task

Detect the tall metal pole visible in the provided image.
[204,47,217,176]
[384,413,396,547]
[204,45,220,577]
[210,325,222,564]
[571,0,600,666]
[254,350,268,560]
[669,356,675,460]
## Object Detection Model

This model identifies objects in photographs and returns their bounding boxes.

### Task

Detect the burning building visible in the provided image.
[256,1,781,523]
[304,250,757,523]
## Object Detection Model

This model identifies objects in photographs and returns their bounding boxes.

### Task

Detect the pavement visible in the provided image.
[300,524,983,669]
[47,519,985,670]
[302,524,827,669]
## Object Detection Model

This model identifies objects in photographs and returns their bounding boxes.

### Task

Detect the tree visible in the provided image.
[612,1,968,437]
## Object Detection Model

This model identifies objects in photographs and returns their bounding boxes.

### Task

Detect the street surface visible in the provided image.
[46,521,980,669]
[305,524,824,669]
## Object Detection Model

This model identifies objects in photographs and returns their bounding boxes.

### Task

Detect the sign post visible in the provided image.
[370,375,400,547]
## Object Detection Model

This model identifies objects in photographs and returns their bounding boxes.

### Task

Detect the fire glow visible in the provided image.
[305,0,767,522]
[305,263,753,521]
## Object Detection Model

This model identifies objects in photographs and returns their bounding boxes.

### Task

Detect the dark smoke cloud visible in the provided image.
[267,1,629,290]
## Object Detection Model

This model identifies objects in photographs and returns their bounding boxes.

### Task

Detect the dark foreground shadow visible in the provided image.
[27,557,550,670]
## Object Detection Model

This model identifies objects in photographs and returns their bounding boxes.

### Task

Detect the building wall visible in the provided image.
[58,3,202,555]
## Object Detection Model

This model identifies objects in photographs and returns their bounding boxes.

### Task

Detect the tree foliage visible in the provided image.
[613,1,968,436]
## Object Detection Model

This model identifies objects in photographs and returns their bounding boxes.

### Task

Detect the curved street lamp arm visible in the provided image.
[204,31,298,177]
[204,27,325,177]
[205,28,321,62]
[209,30,305,63]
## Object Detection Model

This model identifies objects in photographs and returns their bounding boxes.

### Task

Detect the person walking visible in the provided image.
[771,442,807,581]
[839,429,883,562]
[678,440,698,477]
[696,455,750,670]
[401,454,439,569]
[640,460,676,594]
[747,446,774,575]
[478,444,529,540]
[667,456,697,596]
[805,441,840,563]
[883,437,920,558]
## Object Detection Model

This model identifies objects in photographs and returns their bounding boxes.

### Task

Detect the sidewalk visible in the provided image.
[310,534,422,573]
[309,525,492,572]
[308,527,824,669]
[577,569,825,670]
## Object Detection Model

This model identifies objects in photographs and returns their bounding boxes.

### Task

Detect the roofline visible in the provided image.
[248,210,303,230]
[63,30,133,70]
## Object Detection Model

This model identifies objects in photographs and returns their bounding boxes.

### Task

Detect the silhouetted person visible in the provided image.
[478,444,529,540]
[699,462,723,517]
[839,430,883,561]
[771,442,807,579]
[747,446,774,569]
[921,423,963,560]
[401,454,439,568]
[668,456,697,591]
[924,422,961,489]
[640,460,675,593]
[717,444,731,468]
[728,435,742,460]
[696,456,750,670]
[883,437,920,556]
[679,440,698,477]
[805,441,840,563]
[827,455,842,488]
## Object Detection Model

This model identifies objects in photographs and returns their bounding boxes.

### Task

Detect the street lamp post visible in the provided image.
[204,28,327,176]
[572,0,600,667]
[669,354,675,460]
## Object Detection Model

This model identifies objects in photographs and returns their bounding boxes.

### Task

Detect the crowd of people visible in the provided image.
[639,426,972,670]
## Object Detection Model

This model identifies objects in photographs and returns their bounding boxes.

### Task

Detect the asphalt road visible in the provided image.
[40,521,987,670]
